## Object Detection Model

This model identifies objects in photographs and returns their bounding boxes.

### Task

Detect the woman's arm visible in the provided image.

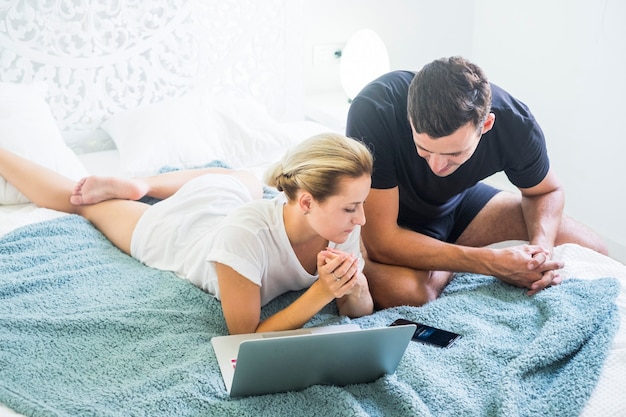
[215,249,374,335]
[215,262,263,335]
[324,247,373,317]
[335,270,373,318]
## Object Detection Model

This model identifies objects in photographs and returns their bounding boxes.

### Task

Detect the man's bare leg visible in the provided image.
[456,190,608,255]
[360,242,454,310]
[554,216,609,255]
[363,258,454,310]
[455,191,527,247]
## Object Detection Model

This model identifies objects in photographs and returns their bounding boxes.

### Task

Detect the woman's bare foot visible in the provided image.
[69,176,150,205]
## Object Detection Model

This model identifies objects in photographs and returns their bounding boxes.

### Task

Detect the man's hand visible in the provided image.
[490,244,564,294]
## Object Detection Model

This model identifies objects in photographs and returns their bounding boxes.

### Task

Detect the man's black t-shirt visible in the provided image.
[346,70,550,229]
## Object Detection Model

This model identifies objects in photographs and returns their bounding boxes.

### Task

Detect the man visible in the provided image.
[346,56,608,309]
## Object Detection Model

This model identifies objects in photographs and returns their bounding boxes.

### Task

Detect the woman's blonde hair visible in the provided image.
[264,132,373,202]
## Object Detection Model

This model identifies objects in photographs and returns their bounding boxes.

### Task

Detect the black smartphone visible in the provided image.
[390,318,461,348]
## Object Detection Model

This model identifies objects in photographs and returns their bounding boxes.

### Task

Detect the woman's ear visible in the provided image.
[298,192,313,215]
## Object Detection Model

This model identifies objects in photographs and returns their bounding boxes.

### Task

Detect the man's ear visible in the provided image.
[481,112,495,134]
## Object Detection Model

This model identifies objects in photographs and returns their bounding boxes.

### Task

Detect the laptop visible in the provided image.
[211,323,416,397]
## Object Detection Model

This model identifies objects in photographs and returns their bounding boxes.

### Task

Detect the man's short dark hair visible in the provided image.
[407,56,492,138]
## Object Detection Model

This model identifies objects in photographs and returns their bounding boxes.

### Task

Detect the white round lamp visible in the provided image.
[339,29,390,101]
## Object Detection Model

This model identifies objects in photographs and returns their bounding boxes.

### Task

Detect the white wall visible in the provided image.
[301,0,626,263]
[302,0,475,95]
[471,0,626,262]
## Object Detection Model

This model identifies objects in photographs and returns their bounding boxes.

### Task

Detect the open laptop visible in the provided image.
[211,323,416,397]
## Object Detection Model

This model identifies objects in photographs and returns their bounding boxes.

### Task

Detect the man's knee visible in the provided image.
[363,257,447,310]
[557,215,609,255]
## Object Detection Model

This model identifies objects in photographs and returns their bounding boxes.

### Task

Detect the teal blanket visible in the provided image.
[0,215,619,417]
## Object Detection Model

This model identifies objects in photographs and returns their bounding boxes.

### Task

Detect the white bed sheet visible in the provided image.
[1,143,625,417]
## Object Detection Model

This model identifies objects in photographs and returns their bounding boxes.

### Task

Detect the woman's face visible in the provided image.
[308,174,371,244]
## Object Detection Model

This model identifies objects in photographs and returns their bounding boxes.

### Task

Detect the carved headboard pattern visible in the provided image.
[0,0,299,147]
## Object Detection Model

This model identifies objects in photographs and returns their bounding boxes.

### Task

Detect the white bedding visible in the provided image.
[72,120,332,180]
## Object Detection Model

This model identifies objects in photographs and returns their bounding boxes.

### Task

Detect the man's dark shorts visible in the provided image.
[410,182,500,243]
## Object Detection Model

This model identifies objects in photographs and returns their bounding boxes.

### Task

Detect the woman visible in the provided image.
[0,133,374,334]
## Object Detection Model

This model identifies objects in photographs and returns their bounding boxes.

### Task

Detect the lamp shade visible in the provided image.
[339,29,390,101]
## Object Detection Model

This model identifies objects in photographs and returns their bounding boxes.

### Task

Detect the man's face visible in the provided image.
[411,116,493,177]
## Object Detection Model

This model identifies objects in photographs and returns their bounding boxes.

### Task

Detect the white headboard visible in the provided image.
[0,0,303,151]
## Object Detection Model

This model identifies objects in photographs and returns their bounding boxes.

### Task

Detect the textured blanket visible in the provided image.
[0,215,620,417]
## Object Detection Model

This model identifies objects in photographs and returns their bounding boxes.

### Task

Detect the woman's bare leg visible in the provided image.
[0,148,145,254]
[71,167,264,205]
[0,148,79,213]
[76,199,148,254]
[70,177,150,205]
[1,148,263,254]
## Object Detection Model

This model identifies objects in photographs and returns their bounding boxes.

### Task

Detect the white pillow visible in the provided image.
[0,82,88,205]
[101,90,292,176]
[101,90,294,177]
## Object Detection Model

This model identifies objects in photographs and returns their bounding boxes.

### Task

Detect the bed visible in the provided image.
[1,1,625,416]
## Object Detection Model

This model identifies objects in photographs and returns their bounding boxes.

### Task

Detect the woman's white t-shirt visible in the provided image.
[130,173,363,306]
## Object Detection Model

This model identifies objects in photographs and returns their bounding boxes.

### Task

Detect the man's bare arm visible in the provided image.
[518,168,566,294]
[519,168,564,253]
[361,187,562,287]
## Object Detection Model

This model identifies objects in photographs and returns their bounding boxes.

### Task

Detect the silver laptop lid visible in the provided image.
[212,324,361,393]
[229,324,415,397]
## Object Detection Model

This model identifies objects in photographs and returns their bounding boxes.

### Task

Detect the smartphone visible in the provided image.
[390,318,461,348]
